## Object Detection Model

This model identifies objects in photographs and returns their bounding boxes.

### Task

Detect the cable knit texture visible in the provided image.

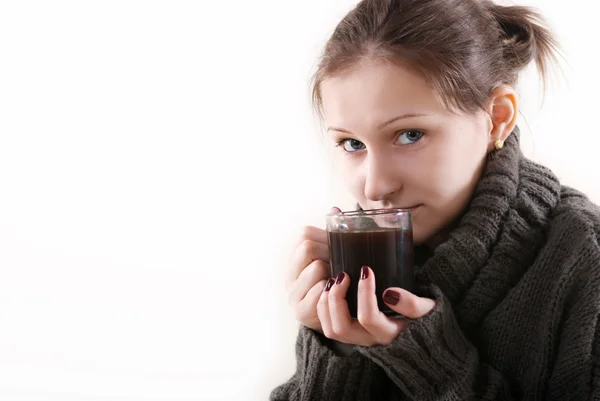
[271,128,600,400]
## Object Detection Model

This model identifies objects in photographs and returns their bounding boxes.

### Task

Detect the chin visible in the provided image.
[411,227,431,246]
[408,209,432,245]
[412,215,440,246]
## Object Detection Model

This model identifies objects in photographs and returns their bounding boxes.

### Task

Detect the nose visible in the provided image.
[363,152,402,202]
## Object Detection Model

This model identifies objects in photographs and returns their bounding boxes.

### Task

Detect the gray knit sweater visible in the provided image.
[271,129,600,400]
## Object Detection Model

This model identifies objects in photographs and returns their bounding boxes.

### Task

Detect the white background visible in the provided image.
[0,1,598,400]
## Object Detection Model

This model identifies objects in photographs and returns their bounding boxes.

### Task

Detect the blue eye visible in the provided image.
[397,130,424,145]
[338,139,365,153]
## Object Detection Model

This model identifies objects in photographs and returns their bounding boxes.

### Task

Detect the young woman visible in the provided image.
[272,0,600,399]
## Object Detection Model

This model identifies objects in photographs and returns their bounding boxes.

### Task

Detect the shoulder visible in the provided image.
[552,186,600,244]
[545,186,600,271]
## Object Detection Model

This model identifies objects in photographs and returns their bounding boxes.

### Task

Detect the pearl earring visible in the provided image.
[494,139,504,150]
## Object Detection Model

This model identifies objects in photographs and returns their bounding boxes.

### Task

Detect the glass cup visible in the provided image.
[326,208,414,318]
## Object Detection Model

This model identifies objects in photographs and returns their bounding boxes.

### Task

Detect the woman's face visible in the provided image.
[320,60,494,245]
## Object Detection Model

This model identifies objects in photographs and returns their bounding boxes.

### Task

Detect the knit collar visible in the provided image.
[416,127,562,329]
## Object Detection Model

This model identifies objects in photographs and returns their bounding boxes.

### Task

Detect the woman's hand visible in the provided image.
[317,266,436,346]
[285,209,342,332]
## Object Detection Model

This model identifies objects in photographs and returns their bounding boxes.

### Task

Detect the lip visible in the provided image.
[331,205,422,217]
[388,204,421,212]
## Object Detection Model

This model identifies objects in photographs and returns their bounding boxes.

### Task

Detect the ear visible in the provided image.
[486,86,518,151]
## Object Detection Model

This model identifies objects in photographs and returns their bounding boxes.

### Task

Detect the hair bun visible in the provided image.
[499,18,530,47]
[487,2,558,79]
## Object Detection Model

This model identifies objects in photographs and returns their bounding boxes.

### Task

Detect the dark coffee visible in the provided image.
[328,228,414,318]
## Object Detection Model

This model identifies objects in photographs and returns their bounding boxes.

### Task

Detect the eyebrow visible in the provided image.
[327,113,429,134]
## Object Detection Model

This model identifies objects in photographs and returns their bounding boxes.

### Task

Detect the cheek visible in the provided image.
[429,146,487,205]
[333,155,365,195]
[406,148,456,200]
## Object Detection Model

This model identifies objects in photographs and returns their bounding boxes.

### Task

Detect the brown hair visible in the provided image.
[311,0,560,117]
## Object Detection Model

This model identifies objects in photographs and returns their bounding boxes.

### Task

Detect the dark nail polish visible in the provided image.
[383,290,401,305]
[325,278,335,292]
[335,272,345,285]
[361,266,369,280]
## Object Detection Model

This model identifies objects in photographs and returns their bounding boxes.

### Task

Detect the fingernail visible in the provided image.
[324,278,335,292]
[335,272,345,285]
[383,290,401,305]
[361,266,369,280]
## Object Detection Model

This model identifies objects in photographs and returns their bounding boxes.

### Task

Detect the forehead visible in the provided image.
[320,60,445,125]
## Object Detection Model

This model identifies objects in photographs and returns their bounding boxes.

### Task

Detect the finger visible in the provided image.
[329,272,375,346]
[295,279,327,328]
[293,207,340,251]
[288,260,329,305]
[297,279,328,315]
[328,272,353,335]
[382,287,436,319]
[293,226,328,249]
[286,239,330,290]
[357,267,405,343]
[317,278,336,338]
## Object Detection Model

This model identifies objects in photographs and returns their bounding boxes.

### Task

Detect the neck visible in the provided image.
[424,209,466,251]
